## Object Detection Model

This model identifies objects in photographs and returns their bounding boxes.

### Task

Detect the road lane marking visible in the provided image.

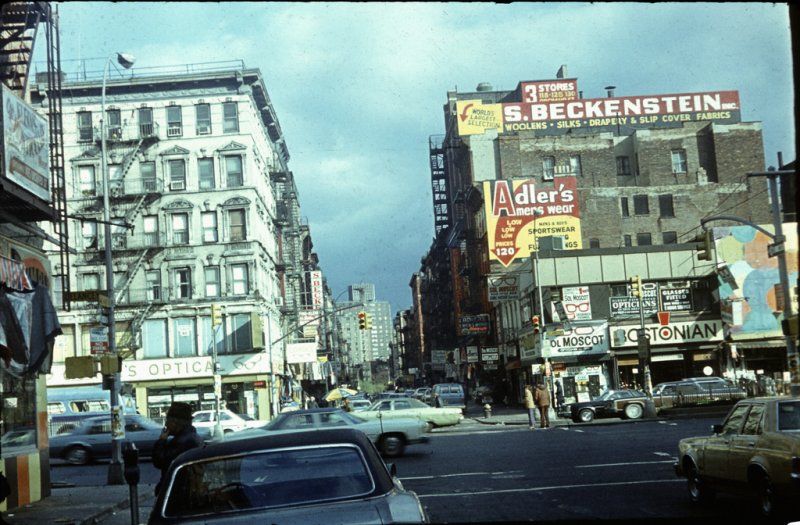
[575,460,676,468]
[401,470,522,481]
[416,478,683,498]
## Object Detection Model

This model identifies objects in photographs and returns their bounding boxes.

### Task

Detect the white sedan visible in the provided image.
[192,409,263,434]
[357,398,463,428]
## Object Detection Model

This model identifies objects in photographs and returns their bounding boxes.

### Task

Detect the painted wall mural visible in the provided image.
[714,223,798,339]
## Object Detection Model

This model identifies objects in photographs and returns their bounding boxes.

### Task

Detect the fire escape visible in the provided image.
[270,169,302,339]
[0,1,69,306]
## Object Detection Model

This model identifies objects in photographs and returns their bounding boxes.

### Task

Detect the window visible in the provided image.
[146,270,161,301]
[637,233,652,246]
[671,149,687,173]
[81,221,97,249]
[659,194,675,217]
[143,215,159,246]
[231,264,249,295]
[173,318,196,357]
[195,103,211,135]
[589,238,600,249]
[82,273,100,290]
[542,156,555,181]
[201,212,218,243]
[225,155,243,187]
[633,195,649,215]
[229,313,252,352]
[174,267,192,299]
[171,213,189,244]
[108,164,123,194]
[166,106,182,137]
[616,156,631,176]
[205,266,220,297]
[78,165,96,195]
[742,405,765,435]
[139,107,154,137]
[228,209,246,241]
[623,235,632,247]
[223,102,239,133]
[720,405,749,435]
[569,155,582,177]
[77,111,93,141]
[198,158,215,189]
[106,109,121,139]
[143,319,168,358]
[140,161,157,192]
[168,159,186,190]
[662,231,678,244]
[620,197,630,217]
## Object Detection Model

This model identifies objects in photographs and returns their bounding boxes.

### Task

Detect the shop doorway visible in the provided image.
[588,375,601,398]
[562,376,577,404]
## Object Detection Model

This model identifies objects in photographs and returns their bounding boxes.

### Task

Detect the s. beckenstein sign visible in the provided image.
[610,319,723,348]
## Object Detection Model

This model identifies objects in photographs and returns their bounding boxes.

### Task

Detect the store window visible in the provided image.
[173,318,196,357]
[1,375,38,456]
[143,319,168,358]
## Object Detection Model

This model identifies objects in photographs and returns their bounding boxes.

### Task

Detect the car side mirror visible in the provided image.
[712,424,723,434]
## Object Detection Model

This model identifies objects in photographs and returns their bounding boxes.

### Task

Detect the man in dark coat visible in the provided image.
[152,402,204,496]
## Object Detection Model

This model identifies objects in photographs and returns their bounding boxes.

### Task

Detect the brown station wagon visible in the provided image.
[674,397,800,517]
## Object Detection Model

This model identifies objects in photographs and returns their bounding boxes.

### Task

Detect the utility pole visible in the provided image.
[630,276,652,394]
[746,166,799,396]
[210,304,224,440]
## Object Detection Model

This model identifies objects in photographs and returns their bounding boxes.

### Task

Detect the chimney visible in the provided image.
[556,65,568,79]
[605,85,616,98]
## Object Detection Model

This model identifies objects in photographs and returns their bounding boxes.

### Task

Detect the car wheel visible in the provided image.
[687,463,714,504]
[578,408,594,423]
[380,434,406,458]
[756,474,777,517]
[623,403,643,420]
[64,446,91,466]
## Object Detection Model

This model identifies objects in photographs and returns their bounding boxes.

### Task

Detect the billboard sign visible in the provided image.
[659,286,693,312]
[481,346,499,362]
[502,90,740,136]
[466,346,479,363]
[553,286,591,321]
[431,349,447,365]
[1,85,51,201]
[520,79,579,103]
[483,177,582,266]
[286,342,317,364]
[542,321,608,358]
[610,319,724,348]
[609,283,658,317]
[455,99,504,136]
[309,271,324,309]
[460,314,491,334]
[487,273,520,302]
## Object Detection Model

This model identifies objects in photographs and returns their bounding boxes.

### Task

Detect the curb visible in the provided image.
[469,416,668,428]
[79,488,153,525]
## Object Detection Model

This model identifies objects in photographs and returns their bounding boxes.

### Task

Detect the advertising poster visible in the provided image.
[483,177,582,266]
[659,286,693,312]
[487,273,520,302]
[553,286,591,321]
[1,85,51,201]
[460,314,491,334]
[455,99,504,136]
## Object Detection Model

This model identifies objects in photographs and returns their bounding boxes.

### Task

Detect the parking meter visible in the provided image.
[122,441,140,486]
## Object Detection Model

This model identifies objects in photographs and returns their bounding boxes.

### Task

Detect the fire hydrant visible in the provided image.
[483,403,492,418]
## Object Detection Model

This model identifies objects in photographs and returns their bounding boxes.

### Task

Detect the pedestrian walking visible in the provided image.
[152,402,204,496]
[308,396,319,408]
[524,384,536,430]
[534,382,551,428]
[555,380,565,411]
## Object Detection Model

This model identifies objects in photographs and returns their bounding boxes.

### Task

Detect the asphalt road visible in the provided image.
[51,417,797,524]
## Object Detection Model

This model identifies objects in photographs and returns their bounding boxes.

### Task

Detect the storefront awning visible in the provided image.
[730,340,786,350]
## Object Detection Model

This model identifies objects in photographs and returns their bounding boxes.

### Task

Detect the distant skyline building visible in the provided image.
[348,283,376,303]
[339,282,393,385]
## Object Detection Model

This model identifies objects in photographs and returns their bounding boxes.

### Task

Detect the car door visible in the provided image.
[85,419,113,458]
[125,418,161,456]
[703,404,749,482]
[597,392,623,417]
[728,403,765,483]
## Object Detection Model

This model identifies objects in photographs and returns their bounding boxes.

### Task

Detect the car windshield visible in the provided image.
[778,400,800,431]
[595,391,617,401]
[163,445,375,517]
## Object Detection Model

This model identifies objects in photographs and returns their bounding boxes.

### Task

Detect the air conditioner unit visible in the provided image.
[170,181,185,191]
[197,125,211,135]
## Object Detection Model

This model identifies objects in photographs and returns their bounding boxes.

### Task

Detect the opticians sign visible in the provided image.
[487,274,520,302]
[553,286,591,321]
[610,319,724,348]
[483,177,583,266]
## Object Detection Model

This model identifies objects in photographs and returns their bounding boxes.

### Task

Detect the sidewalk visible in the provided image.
[3,482,155,525]
[462,401,664,428]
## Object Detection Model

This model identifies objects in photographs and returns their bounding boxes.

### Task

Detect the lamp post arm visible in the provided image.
[700,216,775,239]
[269,303,362,347]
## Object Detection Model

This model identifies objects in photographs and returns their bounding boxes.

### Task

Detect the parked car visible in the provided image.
[148,427,429,524]
[191,409,263,434]
[413,387,431,403]
[50,414,210,465]
[566,389,650,423]
[357,398,463,428]
[431,383,465,410]
[348,399,373,411]
[674,397,800,517]
[234,408,429,458]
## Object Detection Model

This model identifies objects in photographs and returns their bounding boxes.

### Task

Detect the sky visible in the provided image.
[41,2,795,315]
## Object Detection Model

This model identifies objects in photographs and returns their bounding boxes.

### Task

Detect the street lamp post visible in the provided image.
[101,51,136,485]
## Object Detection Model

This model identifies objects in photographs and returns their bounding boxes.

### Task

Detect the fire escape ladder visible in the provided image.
[123,194,148,226]
[0,2,43,96]
[114,248,149,304]
[118,302,154,358]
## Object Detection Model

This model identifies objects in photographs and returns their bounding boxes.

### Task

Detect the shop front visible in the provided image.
[121,351,278,423]
[541,320,611,404]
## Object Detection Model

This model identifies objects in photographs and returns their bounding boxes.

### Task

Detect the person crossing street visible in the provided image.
[534,382,551,429]
[524,384,536,430]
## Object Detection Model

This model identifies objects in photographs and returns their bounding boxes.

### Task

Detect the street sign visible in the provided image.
[767,242,785,258]
[90,326,109,355]
[67,290,107,302]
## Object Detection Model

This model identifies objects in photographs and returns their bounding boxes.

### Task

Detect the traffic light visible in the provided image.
[695,230,714,261]
[364,313,373,330]
[532,315,541,334]
[630,275,642,298]
[211,303,223,327]
[357,311,367,330]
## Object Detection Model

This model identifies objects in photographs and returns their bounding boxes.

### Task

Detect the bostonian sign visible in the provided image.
[611,319,723,348]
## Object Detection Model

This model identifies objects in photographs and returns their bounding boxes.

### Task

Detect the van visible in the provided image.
[432,383,465,410]
[47,385,137,435]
